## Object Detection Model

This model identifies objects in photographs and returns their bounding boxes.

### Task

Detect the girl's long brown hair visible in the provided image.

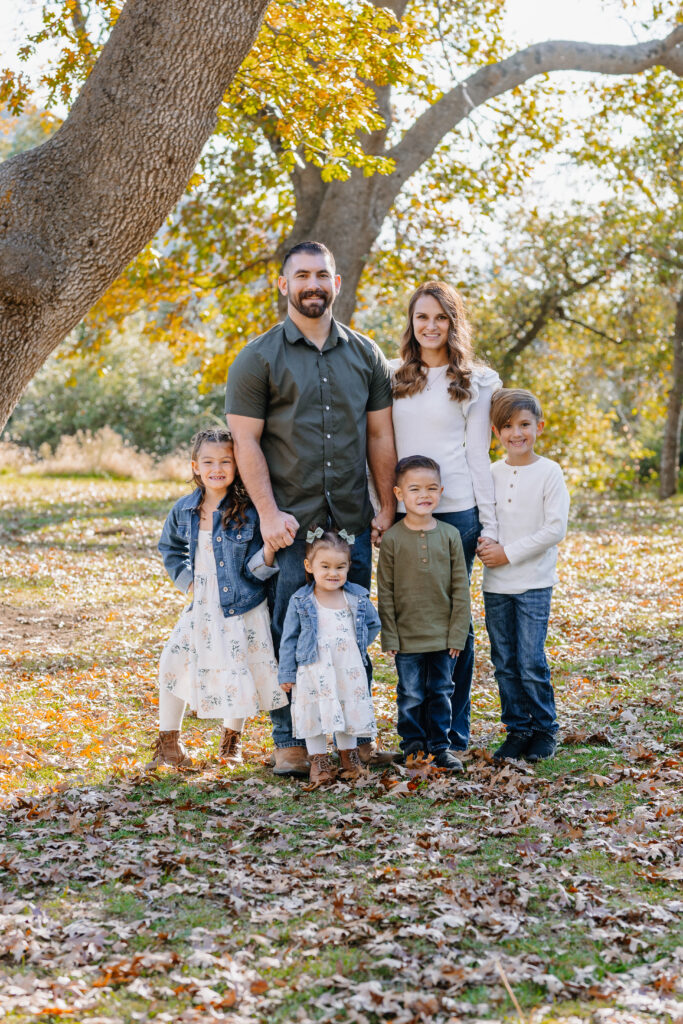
[190,428,251,529]
[392,281,475,402]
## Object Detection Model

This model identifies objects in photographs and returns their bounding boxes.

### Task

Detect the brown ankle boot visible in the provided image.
[309,753,338,786]
[219,727,243,766]
[338,746,364,780]
[147,731,192,769]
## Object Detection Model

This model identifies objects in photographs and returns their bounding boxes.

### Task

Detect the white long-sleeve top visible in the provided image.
[390,361,501,539]
[483,456,570,595]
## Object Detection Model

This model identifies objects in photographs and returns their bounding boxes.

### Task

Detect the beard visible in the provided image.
[290,288,333,319]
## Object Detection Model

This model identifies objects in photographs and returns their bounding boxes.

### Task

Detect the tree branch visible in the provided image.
[378,25,683,208]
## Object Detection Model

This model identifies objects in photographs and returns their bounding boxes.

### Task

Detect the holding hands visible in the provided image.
[476,537,509,568]
[260,509,299,551]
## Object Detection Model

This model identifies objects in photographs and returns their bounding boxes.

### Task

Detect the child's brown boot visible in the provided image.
[147,731,192,769]
[309,753,338,786]
[219,727,243,766]
[338,746,364,780]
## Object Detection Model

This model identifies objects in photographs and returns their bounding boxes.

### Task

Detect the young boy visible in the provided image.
[377,456,471,771]
[477,388,570,763]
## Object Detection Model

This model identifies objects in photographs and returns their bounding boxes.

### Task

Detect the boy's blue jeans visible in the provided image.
[268,524,373,749]
[395,650,457,754]
[483,587,558,736]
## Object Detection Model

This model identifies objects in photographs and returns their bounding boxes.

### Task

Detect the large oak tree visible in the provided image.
[0,0,269,430]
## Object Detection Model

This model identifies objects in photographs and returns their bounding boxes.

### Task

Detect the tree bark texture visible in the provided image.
[0,0,268,431]
[282,26,683,325]
[659,284,683,498]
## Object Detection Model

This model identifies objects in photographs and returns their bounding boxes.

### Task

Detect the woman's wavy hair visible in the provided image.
[190,428,251,529]
[392,281,475,402]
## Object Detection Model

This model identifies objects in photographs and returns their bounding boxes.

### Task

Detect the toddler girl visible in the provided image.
[151,428,287,768]
[278,529,381,785]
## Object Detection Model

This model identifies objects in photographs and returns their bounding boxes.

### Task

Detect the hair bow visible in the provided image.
[306,526,324,543]
[339,529,355,545]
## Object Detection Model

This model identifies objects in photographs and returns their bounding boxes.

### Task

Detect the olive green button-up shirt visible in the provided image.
[225,316,392,538]
[377,519,471,653]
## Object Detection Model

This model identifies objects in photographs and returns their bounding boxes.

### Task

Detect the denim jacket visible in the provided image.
[158,489,277,618]
[278,581,381,684]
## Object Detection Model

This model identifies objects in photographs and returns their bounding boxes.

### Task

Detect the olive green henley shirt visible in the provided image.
[377,519,471,653]
[225,315,392,539]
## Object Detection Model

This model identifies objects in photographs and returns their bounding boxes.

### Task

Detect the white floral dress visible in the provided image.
[291,597,377,739]
[159,530,287,719]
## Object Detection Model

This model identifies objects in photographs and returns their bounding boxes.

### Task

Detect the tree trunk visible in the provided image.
[0,0,268,431]
[659,285,683,498]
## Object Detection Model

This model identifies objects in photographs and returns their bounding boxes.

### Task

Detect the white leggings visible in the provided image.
[305,733,356,755]
[159,688,243,732]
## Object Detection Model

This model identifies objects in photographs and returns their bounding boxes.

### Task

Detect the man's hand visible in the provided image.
[449,648,460,659]
[385,650,397,657]
[259,509,299,550]
[371,506,394,547]
[280,682,294,692]
[477,538,509,567]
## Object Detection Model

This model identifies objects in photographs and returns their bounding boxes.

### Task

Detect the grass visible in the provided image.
[0,477,682,1023]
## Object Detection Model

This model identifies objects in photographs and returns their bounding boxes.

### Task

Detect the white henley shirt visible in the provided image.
[483,456,570,595]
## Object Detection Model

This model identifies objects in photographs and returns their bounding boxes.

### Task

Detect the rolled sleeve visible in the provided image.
[225,347,269,419]
[366,347,393,412]
[246,547,279,581]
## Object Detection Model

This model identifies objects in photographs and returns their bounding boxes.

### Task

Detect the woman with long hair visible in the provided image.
[391,281,501,751]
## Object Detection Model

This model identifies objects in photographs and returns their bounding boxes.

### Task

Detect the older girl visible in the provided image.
[152,428,287,768]
[391,281,501,751]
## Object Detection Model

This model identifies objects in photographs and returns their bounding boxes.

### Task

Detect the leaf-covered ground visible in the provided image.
[0,476,681,1024]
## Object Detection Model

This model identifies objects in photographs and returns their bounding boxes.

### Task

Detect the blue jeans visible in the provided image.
[269,524,372,749]
[484,587,558,735]
[396,507,481,749]
[395,650,457,754]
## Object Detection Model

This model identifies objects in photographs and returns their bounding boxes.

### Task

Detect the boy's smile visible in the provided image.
[394,468,443,524]
[494,409,544,466]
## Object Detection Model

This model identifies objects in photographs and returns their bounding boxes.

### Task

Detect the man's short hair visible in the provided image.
[280,241,335,276]
[490,388,544,432]
[395,455,441,485]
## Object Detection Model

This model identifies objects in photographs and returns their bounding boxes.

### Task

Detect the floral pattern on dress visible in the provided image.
[291,598,377,739]
[159,529,287,719]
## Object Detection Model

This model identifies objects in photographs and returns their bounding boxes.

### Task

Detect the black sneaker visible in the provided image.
[525,732,557,763]
[432,749,464,772]
[493,732,532,762]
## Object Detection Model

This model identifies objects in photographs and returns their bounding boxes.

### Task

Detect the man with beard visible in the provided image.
[226,241,397,776]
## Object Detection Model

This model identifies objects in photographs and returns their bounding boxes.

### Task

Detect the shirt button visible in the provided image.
[229,609,235,614]
[216,536,222,542]
[322,377,328,382]
[219,561,224,566]
[325,405,330,410]
[326,461,331,466]
[237,534,241,539]
[326,433,331,439]
[223,586,229,592]
[422,558,428,563]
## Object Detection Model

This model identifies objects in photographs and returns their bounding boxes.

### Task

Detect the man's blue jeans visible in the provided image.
[483,587,558,736]
[396,506,481,750]
[395,650,457,754]
[268,525,372,749]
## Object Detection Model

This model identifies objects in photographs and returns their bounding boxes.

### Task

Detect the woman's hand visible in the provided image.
[280,682,293,692]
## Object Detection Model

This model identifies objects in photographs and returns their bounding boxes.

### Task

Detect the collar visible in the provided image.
[283,314,347,350]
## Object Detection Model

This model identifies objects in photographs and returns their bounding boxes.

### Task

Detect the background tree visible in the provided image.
[6,1,683,395]
[0,0,269,430]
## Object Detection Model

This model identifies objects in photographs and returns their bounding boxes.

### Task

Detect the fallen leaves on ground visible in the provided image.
[0,479,681,1023]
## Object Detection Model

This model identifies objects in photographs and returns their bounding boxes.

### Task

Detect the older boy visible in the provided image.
[477,388,570,763]
[377,456,470,771]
